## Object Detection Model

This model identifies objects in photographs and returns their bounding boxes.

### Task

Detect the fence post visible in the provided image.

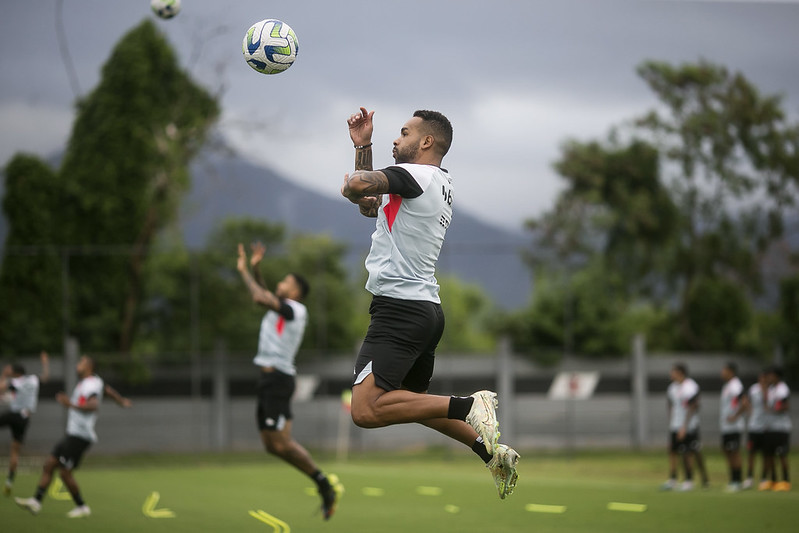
[212,339,230,450]
[63,337,79,430]
[631,333,648,450]
[497,336,515,445]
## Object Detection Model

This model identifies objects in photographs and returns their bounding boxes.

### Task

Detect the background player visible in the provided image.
[15,355,130,518]
[236,242,342,519]
[662,363,708,491]
[341,106,519,499]
[739,371,768,489]
[0,351,49,495]
[761,366,791,491]
[719,362,745,492]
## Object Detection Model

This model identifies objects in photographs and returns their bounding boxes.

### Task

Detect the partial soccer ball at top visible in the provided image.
[242,19,299,75]
[151,0,181,19]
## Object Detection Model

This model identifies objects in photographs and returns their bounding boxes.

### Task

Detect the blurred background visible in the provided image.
[1,0,798,455]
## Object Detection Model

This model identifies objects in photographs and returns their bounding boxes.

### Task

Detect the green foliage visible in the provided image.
[133,218,359,359]
[437,276,496,353]
[521,59,799,357]
[0,155,62,354]
[680,276,753,351]
[0,19,219,357]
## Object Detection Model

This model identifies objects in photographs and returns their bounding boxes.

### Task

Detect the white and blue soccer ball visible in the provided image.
[151,0,181,20]
[242,19,299,75]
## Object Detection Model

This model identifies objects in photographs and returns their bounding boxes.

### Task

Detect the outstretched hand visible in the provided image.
[250,241,266,266]
[236,243,248,272]
[348,107,374,147]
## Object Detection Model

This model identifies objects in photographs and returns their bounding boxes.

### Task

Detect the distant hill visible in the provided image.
[181,151,532,309]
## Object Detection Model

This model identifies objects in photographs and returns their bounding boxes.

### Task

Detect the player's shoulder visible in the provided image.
[285,298,308,316]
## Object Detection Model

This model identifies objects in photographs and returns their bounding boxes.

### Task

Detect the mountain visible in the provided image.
[181,151,533,309]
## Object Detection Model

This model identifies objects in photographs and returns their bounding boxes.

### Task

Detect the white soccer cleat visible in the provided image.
[741,478,753,490]
[466,390,500,454]
[15,496,42,515]
[67,505,91,518]
[3,479,12,496]
[487,444,520,499]
[659,479,677,491]
[677,481,694,492]
[724,482,741,493]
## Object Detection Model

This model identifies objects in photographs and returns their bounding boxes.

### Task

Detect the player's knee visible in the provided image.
[264,438,288,456]
[351,402,380,428]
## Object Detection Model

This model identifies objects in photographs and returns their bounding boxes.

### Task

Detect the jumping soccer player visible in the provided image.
[661,363,708,491]
[236,242,342,519]
[0,351,49,495]
[719,362,745,492]
[15,355,131,518]
[341,106,519,499]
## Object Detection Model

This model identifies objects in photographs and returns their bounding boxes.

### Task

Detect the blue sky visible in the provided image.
[2,0,798,231]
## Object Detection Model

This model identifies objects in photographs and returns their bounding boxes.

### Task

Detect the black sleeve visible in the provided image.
[381,166,424,198]
[687,392,700,406]
[276,300,295,320]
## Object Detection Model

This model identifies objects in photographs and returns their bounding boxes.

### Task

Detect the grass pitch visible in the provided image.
[1,450,797,532]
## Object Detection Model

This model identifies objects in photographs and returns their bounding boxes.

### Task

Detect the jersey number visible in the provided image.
[442,186,453,206]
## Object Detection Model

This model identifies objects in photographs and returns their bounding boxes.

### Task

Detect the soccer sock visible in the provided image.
[669,469,677,480]
[732,468,742,483]
[34,486,46,502]
[310,470,331,492]
[72,491,85,507]
[782,465,790,482]
[447,396,474,421]
[472,437,493,464]
[7,469,15,481]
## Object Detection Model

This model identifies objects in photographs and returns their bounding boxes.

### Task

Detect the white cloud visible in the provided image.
[0,102,73,165]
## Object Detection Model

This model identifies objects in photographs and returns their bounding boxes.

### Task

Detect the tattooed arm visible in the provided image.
[342,171,389,218]
[236,243,281,311]
[346,107,383,217]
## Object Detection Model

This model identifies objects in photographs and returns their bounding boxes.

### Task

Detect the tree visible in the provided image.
[635,60,799,347]
[0,19,219,356]
[134,218,360,359]
[0,155,62,353]
[520,60,799,354]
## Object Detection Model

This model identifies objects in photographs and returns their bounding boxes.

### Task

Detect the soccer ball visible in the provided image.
[151,0,181,19]
[242,19,299,75]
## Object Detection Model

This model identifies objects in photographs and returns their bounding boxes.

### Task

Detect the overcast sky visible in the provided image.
[2,0,798,232]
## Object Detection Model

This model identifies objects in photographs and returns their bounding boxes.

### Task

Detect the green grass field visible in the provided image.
[2,450,797,532]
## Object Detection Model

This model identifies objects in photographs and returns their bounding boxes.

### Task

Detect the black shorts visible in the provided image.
[0,411,30,443]
[747,431,764,453]
[51,435,92,470]
[670,431,701,453]
[763,431,791,457]
[721,432,741,452]
[353,296,445,393]
[255,370,295,431]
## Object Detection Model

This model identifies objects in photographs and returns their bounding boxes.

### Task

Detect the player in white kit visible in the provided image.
[719,362,745,492]
[0,351,49,495]
[15,355,130,518]
[740,371,768,489]
[762,366,791,491]
[661,363,708,491]
[341,107,519,499]
[236,242,342,519]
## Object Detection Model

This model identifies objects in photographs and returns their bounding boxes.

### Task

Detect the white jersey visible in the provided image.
[765,382,792,433]
[9,374,39,416]
[365,163,453,303]
[720,377,745,434]
[747,383,767,433]
[667,378,701,432]
[252,299,307,376]
[66,375,104,442]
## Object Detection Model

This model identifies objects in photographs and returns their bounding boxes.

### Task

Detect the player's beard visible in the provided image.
[393,143,419,164]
